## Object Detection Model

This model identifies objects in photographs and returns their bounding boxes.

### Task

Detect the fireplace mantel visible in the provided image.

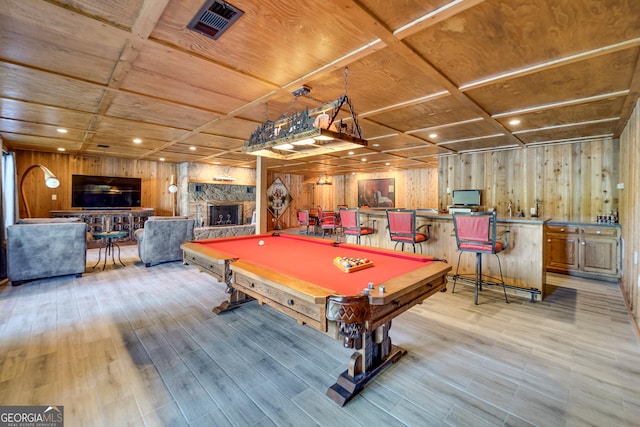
[189,179,256,186]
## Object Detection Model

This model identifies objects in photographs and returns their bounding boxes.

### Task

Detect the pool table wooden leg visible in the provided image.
[326,320,407,406]
[213,289,255,314]
[213,261,256,314]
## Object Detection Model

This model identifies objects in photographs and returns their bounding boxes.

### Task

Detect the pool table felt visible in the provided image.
[189,234,447,301]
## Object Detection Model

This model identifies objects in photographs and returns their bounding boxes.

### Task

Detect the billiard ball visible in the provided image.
[258,240,264,246]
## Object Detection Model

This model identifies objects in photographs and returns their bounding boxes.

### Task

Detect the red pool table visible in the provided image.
[181,233,451,405]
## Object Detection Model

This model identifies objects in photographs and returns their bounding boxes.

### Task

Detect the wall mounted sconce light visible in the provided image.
[168,174,178,216]
[20,164,60,218]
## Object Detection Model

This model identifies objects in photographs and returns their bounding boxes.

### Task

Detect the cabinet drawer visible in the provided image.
[581,227,619,237]
[546,225,579,234]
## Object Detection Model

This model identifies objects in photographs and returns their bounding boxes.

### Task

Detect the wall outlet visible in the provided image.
[51,194,57,201]
[530,207,536,215]
[617,182,624,189]
[446,187,452,194]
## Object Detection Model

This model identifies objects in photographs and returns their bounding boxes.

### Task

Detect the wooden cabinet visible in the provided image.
[580,227,619,276]
[546,223,620,281]
[546,225,580,272]
[50,209,155,243]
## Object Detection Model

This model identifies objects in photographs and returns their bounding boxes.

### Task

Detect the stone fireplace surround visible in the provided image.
[174,164,258,234]
[186,181,256,228]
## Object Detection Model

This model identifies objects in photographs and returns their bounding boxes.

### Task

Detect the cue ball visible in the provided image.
[258,240,264,246]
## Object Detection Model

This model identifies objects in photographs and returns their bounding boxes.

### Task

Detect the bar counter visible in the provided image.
[358,209,548,301]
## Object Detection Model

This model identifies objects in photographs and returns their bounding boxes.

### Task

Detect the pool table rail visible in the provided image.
[182,241,236,284]
[368,272,448,331]
[232,261,336,332]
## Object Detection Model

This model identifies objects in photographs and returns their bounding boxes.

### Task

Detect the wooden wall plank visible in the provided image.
[619,98,640,329]
[438,138,618,221]
[15,150,176,218]
[17,137,618,224]
[571,144,584,218]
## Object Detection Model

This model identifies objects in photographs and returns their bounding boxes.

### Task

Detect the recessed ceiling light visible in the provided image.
[189,146,196,151]
[372,143,380,147]
[429,133,438,138]
[385,162,391,166]
[509,119,521,125]
[57,147,65,151]
[133,138,142,143]
[361,158,366,162]
[159,157,165,161]
[57,128,68,134]
[348,151,354,155]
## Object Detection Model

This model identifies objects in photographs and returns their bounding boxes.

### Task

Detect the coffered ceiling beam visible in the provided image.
[459,38,640,92]
[334,0,524,147]
[491,90,629,118]
[81,0,172,153]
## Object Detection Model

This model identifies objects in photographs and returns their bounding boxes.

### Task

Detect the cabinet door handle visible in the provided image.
[560,228,564,232]
[547,239,551,242]
[581,241,586,245]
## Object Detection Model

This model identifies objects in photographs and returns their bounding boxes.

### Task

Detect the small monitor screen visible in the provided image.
[452,189,481,206]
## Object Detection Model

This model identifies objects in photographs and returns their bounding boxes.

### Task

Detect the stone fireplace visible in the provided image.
[208,203,243,226]
[185,175,256,227]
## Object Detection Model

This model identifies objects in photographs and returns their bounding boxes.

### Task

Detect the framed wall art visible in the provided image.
[266,177,293,222]
[357,178,395,208]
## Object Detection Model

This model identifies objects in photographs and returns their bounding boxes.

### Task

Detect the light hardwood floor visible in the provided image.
[1,244,639,426]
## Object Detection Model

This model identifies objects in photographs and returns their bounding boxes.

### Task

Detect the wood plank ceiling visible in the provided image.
[1,0,639,177]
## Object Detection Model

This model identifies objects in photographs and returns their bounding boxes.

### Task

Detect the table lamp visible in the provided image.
[20,164,60,218]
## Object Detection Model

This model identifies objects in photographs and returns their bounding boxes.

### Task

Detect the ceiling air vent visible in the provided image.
[187,0,244,40]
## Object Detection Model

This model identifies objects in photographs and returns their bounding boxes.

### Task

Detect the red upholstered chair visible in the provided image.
[316,206,323,223]
[319,210,339,238]
[452,211,509,304]
[309,208,320,234]
[297,210,313,235]
[386,209,430,253]
[339,207,375,245]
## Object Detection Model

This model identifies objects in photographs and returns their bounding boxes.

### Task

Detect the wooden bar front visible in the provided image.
[358,210,548,300]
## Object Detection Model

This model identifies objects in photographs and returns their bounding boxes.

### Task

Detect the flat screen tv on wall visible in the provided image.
[72,175,142,209]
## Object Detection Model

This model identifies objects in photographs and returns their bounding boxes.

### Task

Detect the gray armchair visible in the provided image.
[7,218,88,286]
[134,216,195,267]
